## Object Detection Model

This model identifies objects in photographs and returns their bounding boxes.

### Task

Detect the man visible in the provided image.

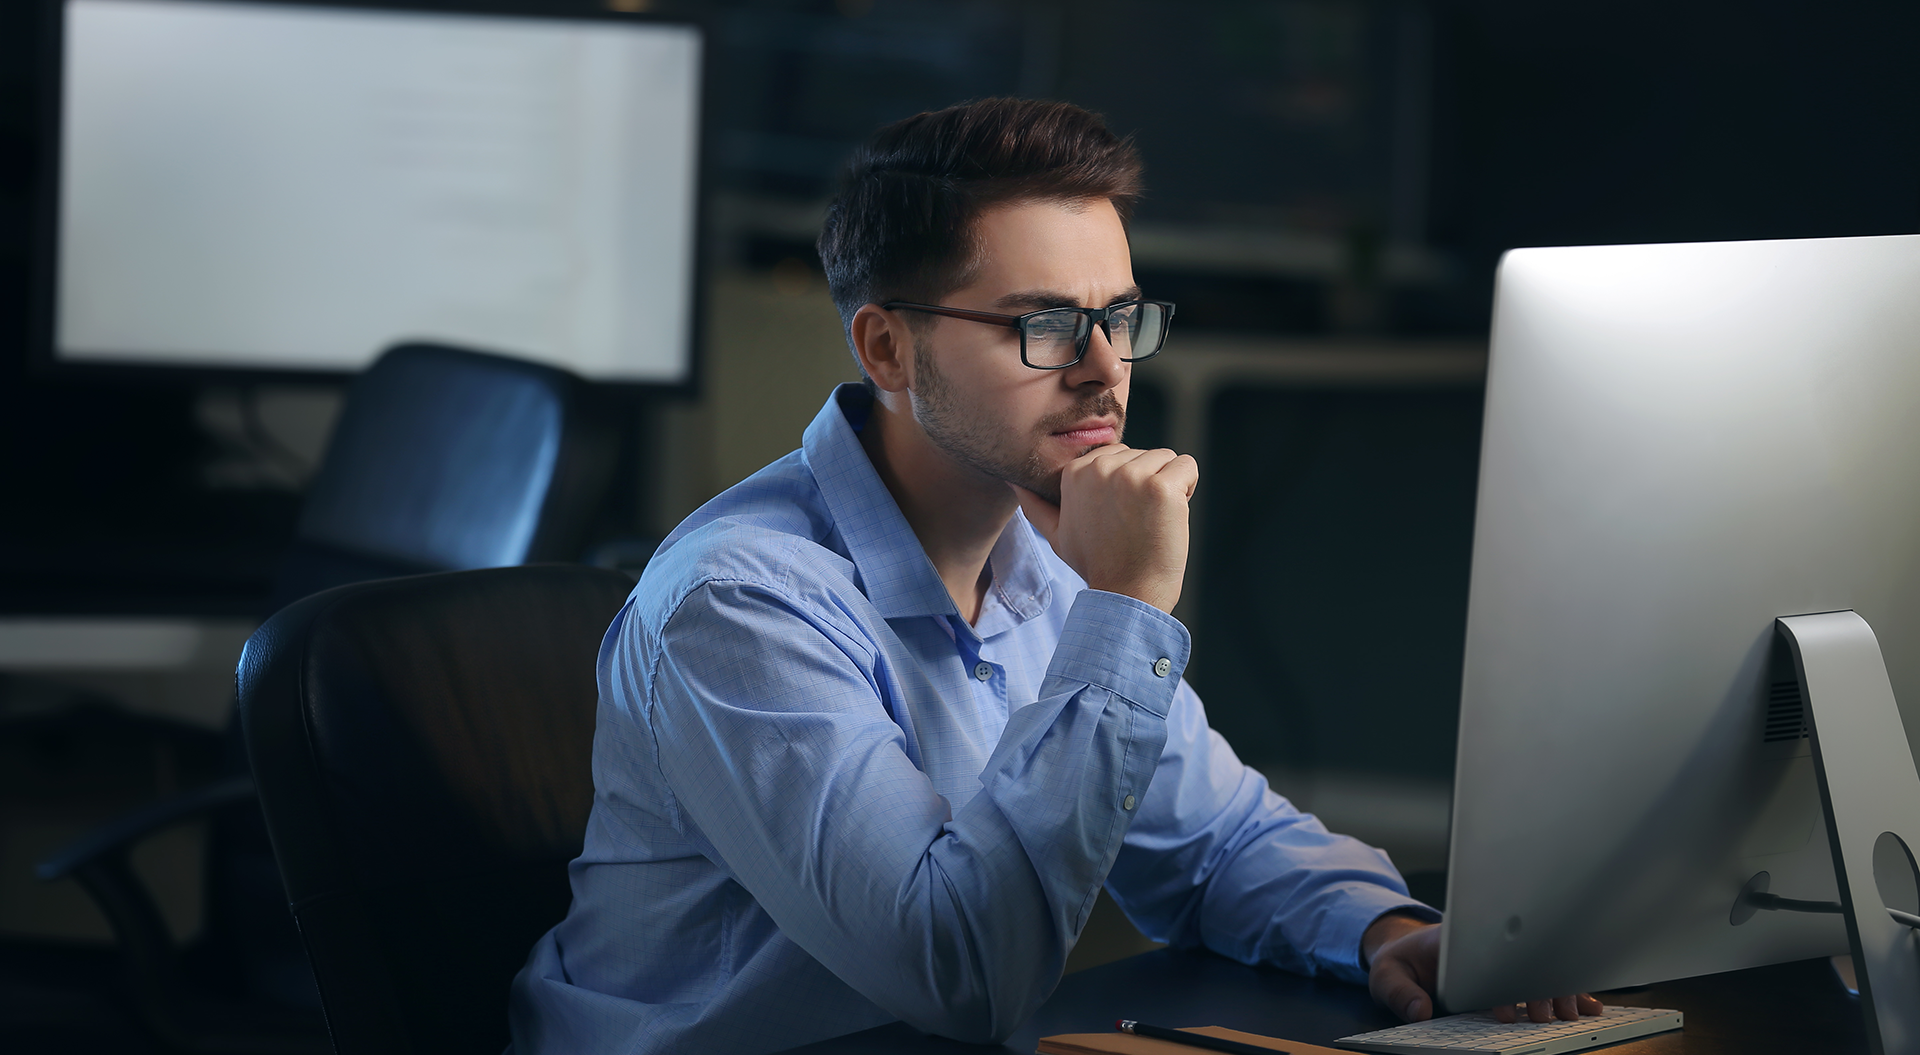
[510,98,1593,1054]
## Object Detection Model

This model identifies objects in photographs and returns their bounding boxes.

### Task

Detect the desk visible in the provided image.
[776,950,1866,1055]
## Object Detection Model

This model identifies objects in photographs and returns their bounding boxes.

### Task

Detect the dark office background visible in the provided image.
[8,0,1915,759]
[0,5,1915,1031]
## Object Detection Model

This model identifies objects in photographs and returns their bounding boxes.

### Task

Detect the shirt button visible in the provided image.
[974,661,992,681]
[1123,794,1137,811]
[1152,657,1172,678]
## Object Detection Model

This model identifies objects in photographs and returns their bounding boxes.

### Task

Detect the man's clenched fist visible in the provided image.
[1013,445,1198,615]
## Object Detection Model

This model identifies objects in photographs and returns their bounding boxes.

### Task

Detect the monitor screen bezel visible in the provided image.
[28,0,714,396]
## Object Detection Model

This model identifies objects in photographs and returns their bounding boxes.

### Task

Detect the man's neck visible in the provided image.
[859,396,1016,626]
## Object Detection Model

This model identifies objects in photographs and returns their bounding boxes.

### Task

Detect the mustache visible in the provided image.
[1035,391,1126,436]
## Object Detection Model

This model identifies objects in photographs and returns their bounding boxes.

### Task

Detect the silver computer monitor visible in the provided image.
[1439,233,1920,1010]
[45,0,702,385]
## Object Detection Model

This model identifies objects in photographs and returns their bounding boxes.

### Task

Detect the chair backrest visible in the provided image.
[237,564,634,1055]
[270,343,616,611]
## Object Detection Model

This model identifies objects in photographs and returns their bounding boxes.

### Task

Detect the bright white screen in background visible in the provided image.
[58,0,700,382]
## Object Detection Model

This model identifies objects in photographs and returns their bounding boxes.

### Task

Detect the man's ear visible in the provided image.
[850,304,913,394]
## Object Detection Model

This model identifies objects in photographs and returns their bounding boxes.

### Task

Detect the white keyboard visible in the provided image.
[1334,1005,1682,1055]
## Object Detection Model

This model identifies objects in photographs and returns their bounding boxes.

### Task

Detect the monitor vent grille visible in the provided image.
[1765,680,1809,743]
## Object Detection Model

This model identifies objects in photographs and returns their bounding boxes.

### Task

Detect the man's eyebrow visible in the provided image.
[992,286,1144,312]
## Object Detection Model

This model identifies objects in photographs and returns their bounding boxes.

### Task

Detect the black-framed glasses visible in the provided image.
[881,300,1176,370]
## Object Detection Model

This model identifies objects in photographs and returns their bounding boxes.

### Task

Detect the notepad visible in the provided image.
[1037,1024,1352,1055]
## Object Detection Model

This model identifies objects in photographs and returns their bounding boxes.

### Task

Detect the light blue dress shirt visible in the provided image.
[509,384,1437,1055]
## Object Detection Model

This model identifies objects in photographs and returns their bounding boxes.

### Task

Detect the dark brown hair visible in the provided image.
[816,98,1143,373]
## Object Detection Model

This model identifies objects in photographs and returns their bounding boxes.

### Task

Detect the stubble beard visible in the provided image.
[908,337,1125,506]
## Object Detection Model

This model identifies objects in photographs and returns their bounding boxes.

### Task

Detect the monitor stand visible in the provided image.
[1771,611,1920,1055]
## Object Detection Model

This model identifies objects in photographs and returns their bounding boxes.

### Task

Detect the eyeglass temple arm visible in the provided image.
[880,303,1022,329]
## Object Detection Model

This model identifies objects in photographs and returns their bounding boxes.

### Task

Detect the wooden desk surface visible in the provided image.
[776,949,1866,1054]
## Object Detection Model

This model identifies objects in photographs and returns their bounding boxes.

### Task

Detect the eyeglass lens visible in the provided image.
[1021,303,1167,368]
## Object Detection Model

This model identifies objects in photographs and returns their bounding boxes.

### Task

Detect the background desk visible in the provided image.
[777,949,1866,1055]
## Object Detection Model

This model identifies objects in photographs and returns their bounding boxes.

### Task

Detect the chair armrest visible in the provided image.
[35,774,272,1049]
[36,775,257,881]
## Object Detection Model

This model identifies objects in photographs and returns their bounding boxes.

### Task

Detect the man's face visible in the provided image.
[906,198,1137,504]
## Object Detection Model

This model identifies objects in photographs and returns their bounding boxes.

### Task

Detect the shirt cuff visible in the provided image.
[1044,590,1191,718]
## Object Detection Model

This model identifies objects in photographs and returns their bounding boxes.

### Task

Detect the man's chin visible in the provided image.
[1012,471,1063,508]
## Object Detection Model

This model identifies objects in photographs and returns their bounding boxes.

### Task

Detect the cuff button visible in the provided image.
[1152,657,1172,678]
[1123,794,1137,811]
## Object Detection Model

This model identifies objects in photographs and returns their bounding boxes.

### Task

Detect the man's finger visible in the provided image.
[1080,443,1140,467]
[1059,445,1132,487]
[1154,452,1199,498]
[1491,994,1594,1023]
[1117,447,1179,479]
[1010,484,1060,539]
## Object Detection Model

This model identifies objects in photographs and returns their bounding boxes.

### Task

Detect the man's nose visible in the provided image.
[1064,321,1126,388]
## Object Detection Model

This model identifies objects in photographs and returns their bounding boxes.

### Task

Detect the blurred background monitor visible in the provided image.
[41,0,704,385]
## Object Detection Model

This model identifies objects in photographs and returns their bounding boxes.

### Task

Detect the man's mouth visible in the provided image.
[1050,419,1119,447]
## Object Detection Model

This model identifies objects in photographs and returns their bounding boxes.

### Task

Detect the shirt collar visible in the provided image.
[802,384,1054,629]
[973,507,1054,638]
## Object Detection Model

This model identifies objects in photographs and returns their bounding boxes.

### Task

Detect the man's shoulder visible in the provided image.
[646,518,857,602]
[633,468,865,636]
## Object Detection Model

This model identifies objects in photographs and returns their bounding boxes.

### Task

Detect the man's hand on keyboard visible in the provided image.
[1490,993,1605,1024]
[1362,915,1605,1024]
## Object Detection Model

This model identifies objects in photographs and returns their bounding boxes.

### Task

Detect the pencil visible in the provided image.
[1115,1020,1290,1055]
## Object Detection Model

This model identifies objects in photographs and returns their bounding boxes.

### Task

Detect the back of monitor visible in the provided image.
[1440,233,1920,1009]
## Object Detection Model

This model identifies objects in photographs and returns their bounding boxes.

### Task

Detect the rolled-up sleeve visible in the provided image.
[634,580,1185,1043]
[1104,680,1440,985]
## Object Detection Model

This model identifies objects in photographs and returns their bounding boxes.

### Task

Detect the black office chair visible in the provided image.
[38,344,619,1053]
[237,565,633,1055]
